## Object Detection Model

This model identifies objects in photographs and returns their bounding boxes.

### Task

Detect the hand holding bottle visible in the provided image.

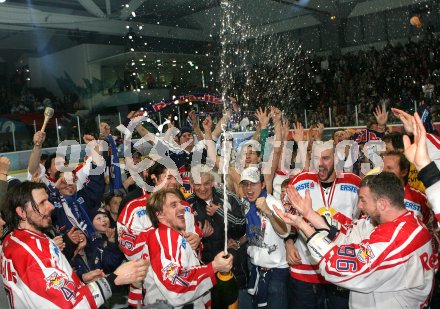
[212,252,233,273]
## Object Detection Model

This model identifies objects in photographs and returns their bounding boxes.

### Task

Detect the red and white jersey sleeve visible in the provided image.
[311,212,436,309]
[404,184,433,227]
[426,180,440,224]
[287,171,361,283]
[141,224,216,308]
[1,229,104,309]
[117,193,152,260]
[427,133,440,170]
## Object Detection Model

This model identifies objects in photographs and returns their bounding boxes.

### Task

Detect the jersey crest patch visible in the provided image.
[161,262,189,287]
[45,271,77,301]
[356,244,375,263]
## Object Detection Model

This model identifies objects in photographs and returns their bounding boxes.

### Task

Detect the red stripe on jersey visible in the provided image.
[427,133,440,150]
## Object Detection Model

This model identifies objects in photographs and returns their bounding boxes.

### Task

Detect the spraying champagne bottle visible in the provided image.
[211,254,238,309]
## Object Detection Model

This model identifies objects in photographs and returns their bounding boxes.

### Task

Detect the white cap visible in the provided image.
[241,139,261,152]
[240,167,261,183]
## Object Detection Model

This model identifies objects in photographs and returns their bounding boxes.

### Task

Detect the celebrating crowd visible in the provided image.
[0,100,440,309]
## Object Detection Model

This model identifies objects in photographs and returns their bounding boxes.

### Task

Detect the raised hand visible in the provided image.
[286,187,313,219]
[255,107,270,129]
[33,131,46,147]
[188,110,198,127]
[315,123,324,141]
[292,122,304,142]
[100,122,111,138]
[374,105,389,126]
[391,108,413,133]
[202,115,213,132]
[281,118,290,142]
[403,112,431,171]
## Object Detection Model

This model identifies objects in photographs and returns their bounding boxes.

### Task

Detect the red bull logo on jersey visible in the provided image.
[161,262,190,287]
[356,244,375,264]
[45,271,77,301]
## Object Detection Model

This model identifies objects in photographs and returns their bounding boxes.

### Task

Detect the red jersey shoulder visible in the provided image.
[337,172,361,186]
[2,231,51,273]
[288,171,318,185]
[118,194,150,223]
[405,185,427,201]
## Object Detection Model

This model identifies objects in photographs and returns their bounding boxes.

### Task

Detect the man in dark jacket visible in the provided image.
[186,170,249,306]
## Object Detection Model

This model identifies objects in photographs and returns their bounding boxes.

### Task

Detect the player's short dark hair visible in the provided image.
[382,132,404,151]
[146,162,168,186]
[360,172,404,209]
[382,150,410,182]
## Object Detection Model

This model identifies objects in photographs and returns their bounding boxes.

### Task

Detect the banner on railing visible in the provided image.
[146,94,223,114]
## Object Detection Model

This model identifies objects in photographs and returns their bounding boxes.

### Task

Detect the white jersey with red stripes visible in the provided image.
[117,191,151,260]
[1,229,105,309]
[427,133,440,169]
[139,224,215,309]
[288,171,361,283]
[426,180,440,228]
[117,190,202,307]
[311,211,436,309]
[404,183,433,227]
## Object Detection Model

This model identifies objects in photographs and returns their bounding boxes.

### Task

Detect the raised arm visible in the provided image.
[262,106,283,194]
[212,109,231,140]
[373,105,389,133]
[189,110,204,142]
[28,131,46,176]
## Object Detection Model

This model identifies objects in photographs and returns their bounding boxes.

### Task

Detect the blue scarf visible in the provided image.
[47,180,99,241]
[245,190,267,244]
[105,135,123,193]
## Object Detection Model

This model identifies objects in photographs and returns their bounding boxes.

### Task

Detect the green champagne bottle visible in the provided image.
[211,271,239,309]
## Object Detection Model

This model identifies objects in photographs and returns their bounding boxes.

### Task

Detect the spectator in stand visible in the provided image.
[71,207,124,280]
[103,192,123,228]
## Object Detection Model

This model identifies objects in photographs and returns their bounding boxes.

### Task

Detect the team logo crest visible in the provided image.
[161,262,190,286]
[356,244,375,263]
[45,271,77,301]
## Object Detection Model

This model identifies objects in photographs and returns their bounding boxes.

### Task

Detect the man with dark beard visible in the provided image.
[1,182,148,308]
[278,172,435,309]
[286,141,361,309]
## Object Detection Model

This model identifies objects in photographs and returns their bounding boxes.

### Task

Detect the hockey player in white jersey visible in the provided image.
[1,181,148,309]
[277,172,436,309]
